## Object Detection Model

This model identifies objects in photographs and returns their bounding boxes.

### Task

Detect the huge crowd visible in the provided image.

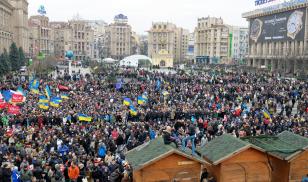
[0,67,307,182]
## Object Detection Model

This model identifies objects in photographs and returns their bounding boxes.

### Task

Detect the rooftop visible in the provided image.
[199,134,252,165]
[242,131,308,160]
[126,137,206,171]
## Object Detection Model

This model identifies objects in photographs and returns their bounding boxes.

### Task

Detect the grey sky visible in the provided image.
[28,0,282,34]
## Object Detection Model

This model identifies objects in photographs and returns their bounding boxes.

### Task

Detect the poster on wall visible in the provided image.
[249,8,306,43]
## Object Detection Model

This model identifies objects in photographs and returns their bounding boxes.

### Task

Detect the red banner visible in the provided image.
[0,100,6,109]
[7,105,20,115]
[11,94,24,103]
[58,84,70,91]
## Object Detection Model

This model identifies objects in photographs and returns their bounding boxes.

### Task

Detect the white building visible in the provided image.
[230,26,249,63]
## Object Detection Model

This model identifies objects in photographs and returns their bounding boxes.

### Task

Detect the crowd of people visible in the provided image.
[0,67,307,182]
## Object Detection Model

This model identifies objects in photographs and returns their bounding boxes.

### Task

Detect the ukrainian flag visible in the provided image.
[39,96,49,103]
[38,102,49,110]
[129,106,137,116]
[263,109,272,122]
[78,113,92,122]
[45,85,52,99]
[50,99,60,108]
[51,96,62,103]
[137,96,146,105]
[123,98,132,106]
[61,94,69,100]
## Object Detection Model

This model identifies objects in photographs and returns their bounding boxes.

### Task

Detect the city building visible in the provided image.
[186,33,195,63]
[194,17,230,64]
[50,22,73,59]
[68,19,94,61]
[0,0,28,54]
[229,26,249,64]
[106,14,133,60]
[148,22,189,67]
[242,1,308,76]
[87,20,108,61]
[139,34,148,56]
[28,15,54,57]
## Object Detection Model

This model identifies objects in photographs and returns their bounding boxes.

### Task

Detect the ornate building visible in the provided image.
[0,0,28,53]
[28,15,54,57]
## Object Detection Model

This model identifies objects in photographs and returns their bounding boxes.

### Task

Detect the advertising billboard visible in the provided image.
[249,8,306,43]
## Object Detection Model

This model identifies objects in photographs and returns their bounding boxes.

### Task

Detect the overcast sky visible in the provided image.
[28,0,283,34]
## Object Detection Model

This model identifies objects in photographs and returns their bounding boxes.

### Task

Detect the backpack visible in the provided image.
[98,146,106,158]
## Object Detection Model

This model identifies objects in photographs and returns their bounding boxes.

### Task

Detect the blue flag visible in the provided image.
[156,80,161,90]
[45,85,51,99]
[116,81,122,91]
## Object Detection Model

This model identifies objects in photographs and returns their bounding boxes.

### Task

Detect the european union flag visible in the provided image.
[116,81,122,91]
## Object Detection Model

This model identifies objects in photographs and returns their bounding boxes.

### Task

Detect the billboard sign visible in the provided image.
[249,8,306,43]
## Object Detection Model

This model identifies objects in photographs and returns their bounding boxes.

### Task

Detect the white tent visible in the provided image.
[102,58,117,64]
[119,55,152,67]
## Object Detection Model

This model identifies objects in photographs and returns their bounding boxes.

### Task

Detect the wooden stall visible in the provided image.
[243,131,308,182]
[199,134,271,182]
[126,137,207,182]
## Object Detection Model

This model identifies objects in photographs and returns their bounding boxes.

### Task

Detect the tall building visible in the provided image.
[0,0,13,53]
[68,19,94,61]
[243,1,308,76]
[28,15,54,57]
[194,17,229,64]
[106,14,132,60]
[148,22,189,67]
[186,33,195,63]
[229,26,249,63]
[139,34,148,56]
[0,0,28,54]
[87,20,108,61]
[50,22,73,59]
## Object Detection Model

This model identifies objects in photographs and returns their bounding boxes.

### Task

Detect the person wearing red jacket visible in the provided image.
[68,161,80,182]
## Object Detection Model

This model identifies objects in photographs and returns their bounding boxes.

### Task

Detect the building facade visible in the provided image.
[87,20,108,61]
[0,0,28,54]
[68,20,94,61]
[194,17,230,64]
[50,22,73,59]
[229,26,249,64]
[0,0,13,53]
[106,14,132,60]
[243,2,308,76]
[148,22,189,67]
[28,15,54,57]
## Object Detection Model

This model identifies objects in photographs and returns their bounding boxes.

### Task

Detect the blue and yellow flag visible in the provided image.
[129,106,138,116]
[123,98,132,106]
[51,96,62,103]
[263,109,272,122]
[61,94,69,100]
[78,113,92,122]
[39,95,49,103]
[38,102,49,110]
[45,85,52,99]
[137,96,146,105]
[50,99,60,108]
[29,79,40,94]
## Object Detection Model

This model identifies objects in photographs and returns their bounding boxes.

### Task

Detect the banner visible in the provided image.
[0,102,7,109]
[58,84,70,91]
[8,105,20,115]
[11,94,24,103]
